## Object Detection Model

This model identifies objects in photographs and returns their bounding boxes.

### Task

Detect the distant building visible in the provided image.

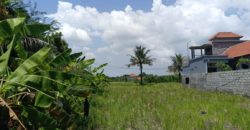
[182,32,250,77]
[127,73,138,81]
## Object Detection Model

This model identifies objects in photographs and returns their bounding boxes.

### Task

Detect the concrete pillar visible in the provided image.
[191,49,195,59]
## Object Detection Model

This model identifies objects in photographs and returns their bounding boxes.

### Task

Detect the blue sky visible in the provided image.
[23,0,250,76]
[24,0,176,13]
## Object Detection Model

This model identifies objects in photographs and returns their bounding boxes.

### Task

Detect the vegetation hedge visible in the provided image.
[110,74,180,83]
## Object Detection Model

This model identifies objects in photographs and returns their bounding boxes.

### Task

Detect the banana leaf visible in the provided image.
[25,23,51,36]
[34,91,54,108]
[0,35,17,75]
[92,63,108,73]
[8,46,51,81]
[0,17,25,41]
[49,49,82,68]
[0,46,51,93]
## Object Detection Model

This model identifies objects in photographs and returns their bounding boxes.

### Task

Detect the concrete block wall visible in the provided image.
[212,42,240,55]
[183,70,250,96]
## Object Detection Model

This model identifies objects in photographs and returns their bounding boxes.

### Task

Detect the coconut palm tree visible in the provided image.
[128,45,154,85]
[168,54,184,80]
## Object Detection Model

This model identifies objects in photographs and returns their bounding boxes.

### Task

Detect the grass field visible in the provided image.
[88,82,250,130]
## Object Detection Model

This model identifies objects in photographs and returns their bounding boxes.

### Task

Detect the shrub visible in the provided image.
[236,58,250,69]
[216,62,232,71]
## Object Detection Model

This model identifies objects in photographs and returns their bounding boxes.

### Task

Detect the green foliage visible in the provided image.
[0,17,25,39]
[34,92,54,108]
[168,54,185,82]
[128,46,153,67]
[0,13,108,130]
[0,35,17,74]
[110,74,180,83]
[216,62,232,71]
[236,58,250,68]
[89,82,250,130]
[169,54,184,73]
[144,74,180,83]
[25,23,51,36]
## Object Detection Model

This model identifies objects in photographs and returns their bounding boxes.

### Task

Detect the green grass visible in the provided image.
[88,82,250,130]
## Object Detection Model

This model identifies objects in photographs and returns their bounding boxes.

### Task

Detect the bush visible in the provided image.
[236,58,250,69]
[110,74,180,83]
[144,74,180,83]
[216,62,232,71]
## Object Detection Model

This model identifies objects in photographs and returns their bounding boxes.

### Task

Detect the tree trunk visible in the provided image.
[84,97,89,117]
[140,63,143,85]
[178,72,181,82]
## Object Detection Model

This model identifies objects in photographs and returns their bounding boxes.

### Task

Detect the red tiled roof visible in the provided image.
[129,73,137,77]
[223,41,250,58]
[209,32,243,41]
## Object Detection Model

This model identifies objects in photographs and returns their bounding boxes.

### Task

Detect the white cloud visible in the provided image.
[61,23,91,43]
[49,0,250,76]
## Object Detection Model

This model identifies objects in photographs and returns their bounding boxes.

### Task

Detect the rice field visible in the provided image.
[88,82,250,130]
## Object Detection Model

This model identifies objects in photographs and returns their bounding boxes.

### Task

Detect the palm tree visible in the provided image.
[128,45,154,85]
[168,54,184,80]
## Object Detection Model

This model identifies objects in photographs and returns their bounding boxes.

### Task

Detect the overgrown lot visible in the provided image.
[89,82,250,130]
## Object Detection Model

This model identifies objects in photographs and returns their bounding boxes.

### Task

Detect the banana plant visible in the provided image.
[0,14,64,130]
[0,16,108,129]
[0,47,95,129]
[0,45,107,129]
[0,3,106,129]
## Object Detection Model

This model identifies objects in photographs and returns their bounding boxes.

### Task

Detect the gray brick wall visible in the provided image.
[212,42,239,55]
[183,70,250,96]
